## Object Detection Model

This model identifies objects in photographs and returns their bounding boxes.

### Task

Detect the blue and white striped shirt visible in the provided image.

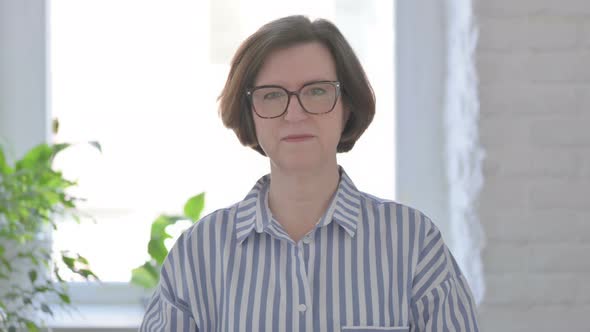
[140,166,479,331]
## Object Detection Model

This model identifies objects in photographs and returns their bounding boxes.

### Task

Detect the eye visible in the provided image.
[263,91,285,100]
[309,87,327,96]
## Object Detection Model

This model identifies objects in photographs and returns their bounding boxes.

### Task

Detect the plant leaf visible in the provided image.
[148,216,177,265]
[59,293,71,304]
[0,257,12,272]
[25,320,40,332]
[76,254,89,265]
[40,303,53,316]
[150,216,176,240]
[62,255,75,270]
[54,266,65,283]
[34,286,50,293]
[77,268,98,280]
[28,269,37,283]
[0,146,13,175]
[52,117,60,134]
[88,141,102,153]
[16,144,52,170]
[148,238,169,266]
[49,143,71,162]
[183,193,205,221]
[130,262,159,289]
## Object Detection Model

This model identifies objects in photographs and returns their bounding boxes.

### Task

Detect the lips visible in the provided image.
[282,134,315,142]
[283,134,314,140]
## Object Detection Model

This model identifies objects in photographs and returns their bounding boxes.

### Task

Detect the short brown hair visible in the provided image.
[218,15,375,156]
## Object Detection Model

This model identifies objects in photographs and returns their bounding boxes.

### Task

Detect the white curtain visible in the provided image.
[445,0,486,305]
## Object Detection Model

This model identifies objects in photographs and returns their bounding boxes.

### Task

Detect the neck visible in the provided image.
[267,162,340,241]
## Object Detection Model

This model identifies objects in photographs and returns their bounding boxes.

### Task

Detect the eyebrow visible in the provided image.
[254,79,336,88]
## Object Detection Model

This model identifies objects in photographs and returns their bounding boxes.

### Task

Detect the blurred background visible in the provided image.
[0,0,589,331]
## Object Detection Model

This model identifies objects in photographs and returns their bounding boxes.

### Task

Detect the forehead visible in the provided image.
[254,42,337,88]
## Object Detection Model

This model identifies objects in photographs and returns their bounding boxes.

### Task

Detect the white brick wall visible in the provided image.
[474,0,590,330]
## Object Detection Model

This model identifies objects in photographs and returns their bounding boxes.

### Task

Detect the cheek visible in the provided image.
[252,117,265,146]
[252,117,276,149]
[321,111,345,146]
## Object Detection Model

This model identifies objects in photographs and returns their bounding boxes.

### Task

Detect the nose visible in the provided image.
[283,93,309,122]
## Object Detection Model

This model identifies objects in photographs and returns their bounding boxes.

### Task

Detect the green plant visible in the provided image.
[0,142,99,331]
[131,193,205,290]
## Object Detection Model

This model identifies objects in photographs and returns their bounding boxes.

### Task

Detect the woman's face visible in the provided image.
[251,42,346,173]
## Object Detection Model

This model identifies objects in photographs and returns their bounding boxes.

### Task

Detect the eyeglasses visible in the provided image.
[246,80,341,119]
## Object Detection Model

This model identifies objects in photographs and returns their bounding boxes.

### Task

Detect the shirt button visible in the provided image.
[297,303,307,312]
[303,235,312,244]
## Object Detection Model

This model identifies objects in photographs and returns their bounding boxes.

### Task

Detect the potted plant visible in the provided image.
[0,142,99,331]
[131,193,205,295]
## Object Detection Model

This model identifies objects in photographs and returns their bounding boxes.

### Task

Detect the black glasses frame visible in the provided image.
[246,80,341,119]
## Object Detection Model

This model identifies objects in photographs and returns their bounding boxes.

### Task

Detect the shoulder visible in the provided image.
[182,203,239,239]
[159,204,239,287]
[161,202,241,266]
[357,191,449,262]
[358,191,440,236]
[357,192,467,280]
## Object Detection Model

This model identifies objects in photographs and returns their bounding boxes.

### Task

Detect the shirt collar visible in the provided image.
[235,165,362,245]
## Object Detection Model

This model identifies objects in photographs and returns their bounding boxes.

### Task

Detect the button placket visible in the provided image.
[293,241,311,317]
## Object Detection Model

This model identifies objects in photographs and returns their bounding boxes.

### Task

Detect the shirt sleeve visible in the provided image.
[409,219,480,332]
[139,232,200,332]
[139,286,199,332]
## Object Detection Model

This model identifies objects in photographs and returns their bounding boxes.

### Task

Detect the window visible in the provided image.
[50,0,394,298]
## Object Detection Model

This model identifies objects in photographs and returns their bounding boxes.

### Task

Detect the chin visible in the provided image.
[272,154,323,173]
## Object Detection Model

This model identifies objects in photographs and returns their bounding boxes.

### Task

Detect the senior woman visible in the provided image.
[140,15,479,332]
